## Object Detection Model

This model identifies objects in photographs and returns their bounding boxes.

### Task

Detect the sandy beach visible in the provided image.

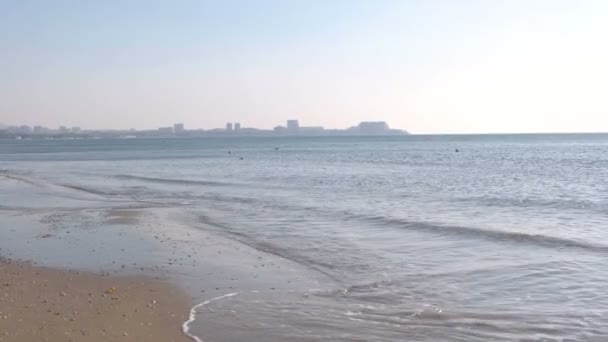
[0,258,191,342]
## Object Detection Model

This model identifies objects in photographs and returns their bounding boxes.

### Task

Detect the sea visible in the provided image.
[1,134,608,341]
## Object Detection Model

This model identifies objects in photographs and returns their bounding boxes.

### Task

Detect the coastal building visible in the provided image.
[226,123,233,132]
[287,120,299,134]
[158,126,174,134]
[234,123,241,132]
[174,123,184,133]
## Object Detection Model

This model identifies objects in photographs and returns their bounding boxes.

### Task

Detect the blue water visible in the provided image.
[2,134,608,341]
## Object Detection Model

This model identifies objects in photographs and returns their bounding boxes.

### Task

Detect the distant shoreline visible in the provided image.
[4,131,608,141]
[0,132,409,140]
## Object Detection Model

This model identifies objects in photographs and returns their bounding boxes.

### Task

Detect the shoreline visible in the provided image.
[0,258,191,342]
[0,172,331,342]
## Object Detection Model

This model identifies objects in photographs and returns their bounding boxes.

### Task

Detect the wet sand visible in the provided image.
[0,258,191,342]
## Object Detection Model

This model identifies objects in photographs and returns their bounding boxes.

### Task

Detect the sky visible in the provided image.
[1,0,607,134]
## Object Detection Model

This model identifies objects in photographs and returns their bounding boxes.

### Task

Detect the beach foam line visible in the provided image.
[183,292,239,342]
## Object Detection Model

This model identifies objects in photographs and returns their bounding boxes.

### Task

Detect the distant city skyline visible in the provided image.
[0,119,401,133]
[2,1,608,133]
[0,119,407,139]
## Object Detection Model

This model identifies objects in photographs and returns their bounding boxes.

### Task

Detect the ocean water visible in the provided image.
[2,134,608,341]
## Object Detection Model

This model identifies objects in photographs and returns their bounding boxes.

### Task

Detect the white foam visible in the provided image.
[182,292,239,342]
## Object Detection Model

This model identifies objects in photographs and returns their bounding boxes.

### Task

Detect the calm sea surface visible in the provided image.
[2,134,608,341]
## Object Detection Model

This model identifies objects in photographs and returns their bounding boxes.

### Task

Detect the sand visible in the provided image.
[0,259,191,342]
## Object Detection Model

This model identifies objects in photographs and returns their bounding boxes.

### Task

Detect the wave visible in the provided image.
[57,183,118,196]
[194,192,608,255]
[191,201,608,283]
[183,292,239,342]
[196,214,341,280]
[1,170,175,208]
[1,171,109,196]
[207,207,607,256]
[1,173,43,187]
[455,195,605,213]
[113,174,233,187]
[6,174,123,198]
[354,214,608,253]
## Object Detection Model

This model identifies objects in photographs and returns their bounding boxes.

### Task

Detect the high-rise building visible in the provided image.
[174,123,184,133]
[234,123,241,131]
[226,123,233,131]
[286,120,299,133]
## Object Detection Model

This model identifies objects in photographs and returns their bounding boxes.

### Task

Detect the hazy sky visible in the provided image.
[1,0,607,133]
